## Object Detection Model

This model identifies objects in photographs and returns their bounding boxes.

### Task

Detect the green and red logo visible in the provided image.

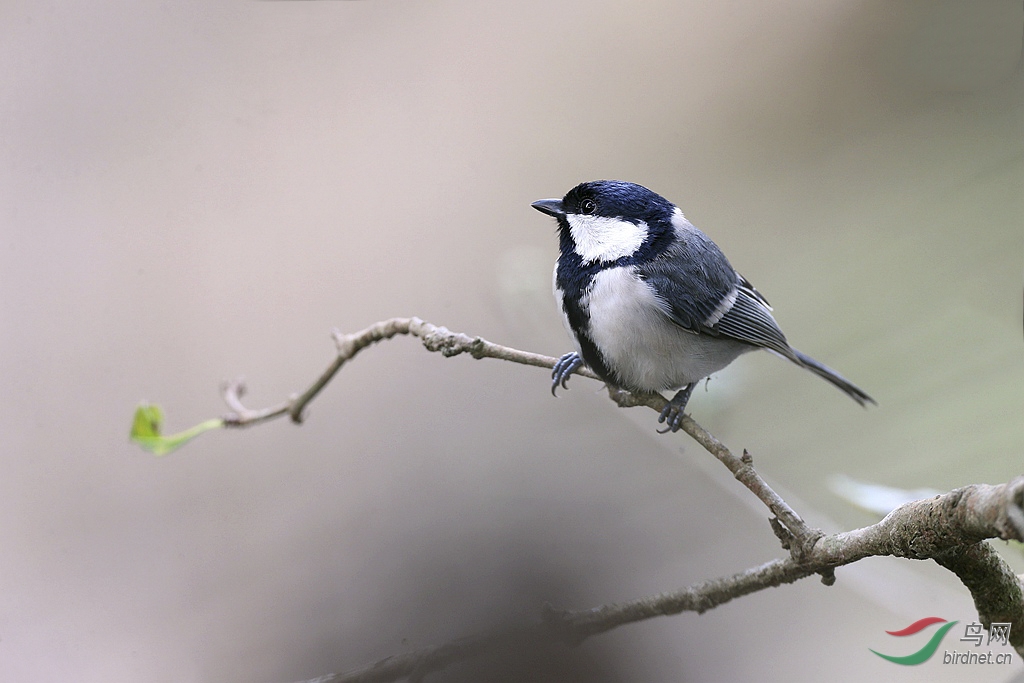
[871,617,958,665]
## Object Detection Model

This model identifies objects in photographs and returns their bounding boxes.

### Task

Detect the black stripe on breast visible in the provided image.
[556,254,614,384]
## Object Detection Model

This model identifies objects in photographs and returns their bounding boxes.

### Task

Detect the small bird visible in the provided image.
[531,180,874,432]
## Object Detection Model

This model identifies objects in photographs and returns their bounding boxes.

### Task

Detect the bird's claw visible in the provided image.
[551,352,584,396]
[656,383,695,433]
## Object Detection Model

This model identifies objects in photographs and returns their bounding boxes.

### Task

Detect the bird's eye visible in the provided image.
[579,198,597,215]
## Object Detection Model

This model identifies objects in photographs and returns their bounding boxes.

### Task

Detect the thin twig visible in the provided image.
[222,318,815,552]
[221,317,600,427]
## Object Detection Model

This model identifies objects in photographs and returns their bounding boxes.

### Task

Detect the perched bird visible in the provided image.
[531,180,874,432]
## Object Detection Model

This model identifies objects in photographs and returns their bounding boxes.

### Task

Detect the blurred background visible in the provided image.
[2,1,1023,681]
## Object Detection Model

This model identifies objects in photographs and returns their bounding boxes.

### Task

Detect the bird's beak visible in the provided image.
[531,198,565,218]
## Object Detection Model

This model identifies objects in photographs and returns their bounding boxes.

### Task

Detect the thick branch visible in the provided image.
[308,479,1024,683]
[312,558,812,683]
[934,543,1024,653]
[814,479,1024,563]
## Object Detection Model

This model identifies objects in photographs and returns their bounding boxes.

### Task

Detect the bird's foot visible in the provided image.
[657,384,695,433]
[551,352,584,396]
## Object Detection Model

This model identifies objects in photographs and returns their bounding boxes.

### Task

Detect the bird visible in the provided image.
[530,180,875,432]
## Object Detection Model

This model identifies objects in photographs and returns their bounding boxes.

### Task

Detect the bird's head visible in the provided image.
[532,180,678,264]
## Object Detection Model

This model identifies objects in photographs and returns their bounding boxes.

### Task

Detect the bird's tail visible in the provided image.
[790,349,876,407]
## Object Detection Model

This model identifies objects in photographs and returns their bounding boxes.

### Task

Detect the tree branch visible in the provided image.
[301,479,1024,683]
[222,317,600,427]
[222,318,815,553]
[209,317,1024,680]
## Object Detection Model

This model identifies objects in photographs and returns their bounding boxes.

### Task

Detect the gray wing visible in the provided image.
[638,235,796,359]
[712,276,795,358]
[639,224,875,406]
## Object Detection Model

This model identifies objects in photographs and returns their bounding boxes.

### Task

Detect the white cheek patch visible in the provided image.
[566,214,648,263]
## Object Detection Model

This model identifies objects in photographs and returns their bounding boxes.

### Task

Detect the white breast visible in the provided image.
[584,267,752,392]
